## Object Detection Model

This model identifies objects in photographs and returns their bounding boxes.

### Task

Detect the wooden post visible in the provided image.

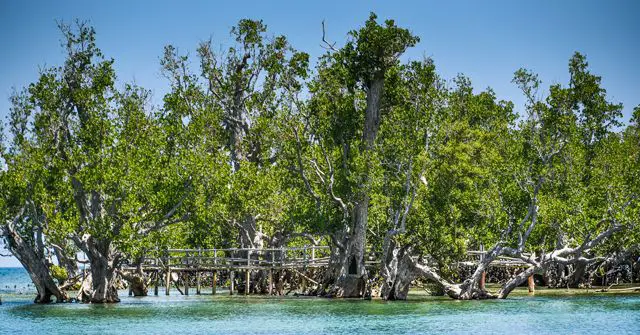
[478,244,486,290]
[182,251,189,295]
[196,249,201,295]
[268,268,273,295]
[245,249,251,295]
[281,247,285,267]
[165,268,171,296]
[184,272,189,295]
[528,275,535,293]
[154,271,159,296]
[212,270,217,295]
[245,270,250,295]
[212,249,218,295]
[230,271,235,295]
[304,247,307,266]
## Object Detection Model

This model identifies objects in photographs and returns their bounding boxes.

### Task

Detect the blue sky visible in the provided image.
[0,0,639,266]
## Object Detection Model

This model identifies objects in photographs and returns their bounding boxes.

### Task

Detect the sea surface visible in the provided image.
[1,267,639,334]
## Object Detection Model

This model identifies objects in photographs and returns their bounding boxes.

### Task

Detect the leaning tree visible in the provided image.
[6,22,192,303]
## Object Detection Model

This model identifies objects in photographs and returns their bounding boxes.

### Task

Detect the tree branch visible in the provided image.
[320,20,338,51]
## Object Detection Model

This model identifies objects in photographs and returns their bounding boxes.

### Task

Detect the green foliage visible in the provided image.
[1,14,637,285]
[50,265,68,283]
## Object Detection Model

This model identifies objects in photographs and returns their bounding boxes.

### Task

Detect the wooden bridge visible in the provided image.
[125,246,528,272]
[460,249,531,268]
[460,247,535,292]
[127,246,333,271]
[118,246,530,296]
[121,246,339,296]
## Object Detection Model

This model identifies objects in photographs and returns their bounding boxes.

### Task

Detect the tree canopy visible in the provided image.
[1,15,638,303]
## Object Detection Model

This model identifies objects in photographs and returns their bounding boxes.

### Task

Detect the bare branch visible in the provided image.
[320,142,348,217]
[320,20,338,52]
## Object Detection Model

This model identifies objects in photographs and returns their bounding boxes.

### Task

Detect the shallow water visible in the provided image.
[1,268,639,334]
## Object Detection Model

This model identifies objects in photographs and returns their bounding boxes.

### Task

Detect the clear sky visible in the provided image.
[0,0,639,266]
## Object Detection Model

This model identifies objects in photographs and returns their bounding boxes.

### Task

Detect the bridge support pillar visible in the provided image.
[268,269,273,295]
[165,268,171,296]
[230,271,235,295]
[528,275,535,293]
[245,270,250,295]
[184,272,189,295]
[480,271,486,290]
[154,272,159,296]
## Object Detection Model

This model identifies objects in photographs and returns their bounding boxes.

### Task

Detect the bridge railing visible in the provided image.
[125,246,332,270]
[125,247,532,271]
[462,250,532,267]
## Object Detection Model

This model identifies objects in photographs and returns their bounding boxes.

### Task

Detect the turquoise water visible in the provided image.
[1,268,639,334]
[0,268,35,295]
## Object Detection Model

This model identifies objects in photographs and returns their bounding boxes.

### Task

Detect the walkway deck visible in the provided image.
[459,250,532,268]
[123,246,529,272]
[125,246,333,272]
[117,246,531,296]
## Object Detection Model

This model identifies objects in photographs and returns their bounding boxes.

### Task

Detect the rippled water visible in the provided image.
[1,268,639,334]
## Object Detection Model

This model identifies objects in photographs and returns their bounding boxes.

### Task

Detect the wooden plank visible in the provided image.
[196,250,201,295]
[245,249,251,295]
[184,272,189,295]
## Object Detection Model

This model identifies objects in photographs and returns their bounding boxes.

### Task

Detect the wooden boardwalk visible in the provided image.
[121,246,336,296]
[122,246,529,274]
[460,250,532,268]
[124,245,385,272]
[117,246,530,296]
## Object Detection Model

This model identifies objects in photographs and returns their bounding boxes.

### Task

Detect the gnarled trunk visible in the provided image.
[498,266,539,299]
[567,260,590,288]
[380,239,417,300]
[73,235,120,303]
[2,215,67,303]
[379,238,496,301]
[325,239,366,298]
[119,262,148,297]
[86,254,119,303]
[237,215,264,250]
